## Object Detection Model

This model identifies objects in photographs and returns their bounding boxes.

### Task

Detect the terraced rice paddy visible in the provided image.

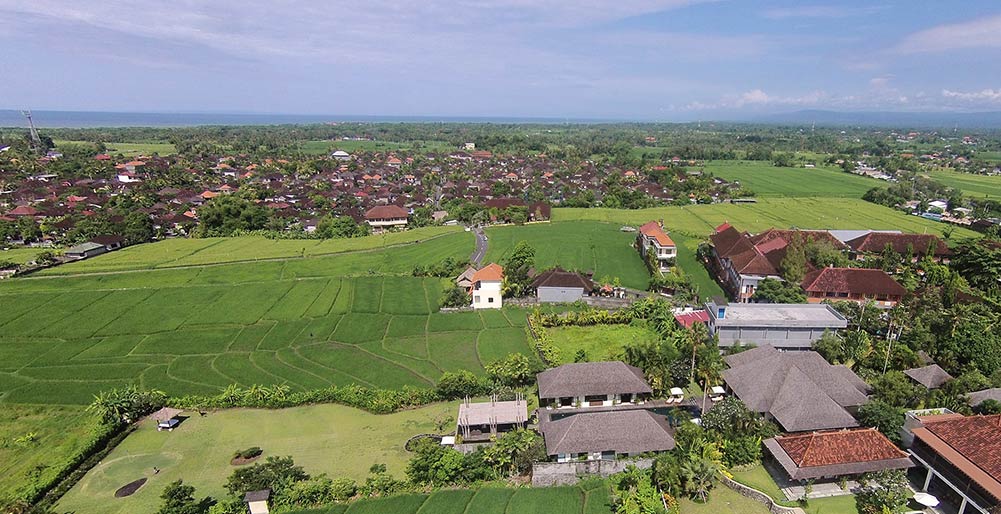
[0,232,536,404]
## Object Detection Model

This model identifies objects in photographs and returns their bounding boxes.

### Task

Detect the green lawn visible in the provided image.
[731,464,858,514]
[704,160,878,198]
[0,405,98,502]
[286,483,608,514]
[669,232,724,300]
[545,324,659,364]
[0,246,44,265]
[553,198,979,240]
[924,169,1001,200]
[678,483,770,514]
[484,221,651,290]
[56,402,459,514]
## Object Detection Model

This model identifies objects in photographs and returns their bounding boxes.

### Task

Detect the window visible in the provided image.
[487,297,494,303]
[473,295,481,303]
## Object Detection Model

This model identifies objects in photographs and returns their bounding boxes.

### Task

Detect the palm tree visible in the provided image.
[681,458,714,503]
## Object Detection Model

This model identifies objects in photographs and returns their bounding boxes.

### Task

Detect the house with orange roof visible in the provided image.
[470,263,503,309]
[637,220,676,272]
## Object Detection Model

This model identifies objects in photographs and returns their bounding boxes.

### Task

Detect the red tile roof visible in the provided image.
[776,428,907,468]
[674,310,709,329]
[920,415,1001,486]
[846,232,950,257]
[639,221,675,247]
[801,267,907,297]
[472,263,503,282]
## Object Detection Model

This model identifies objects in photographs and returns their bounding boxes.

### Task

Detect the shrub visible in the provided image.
[436,371,489,399]
[234,447,263,460]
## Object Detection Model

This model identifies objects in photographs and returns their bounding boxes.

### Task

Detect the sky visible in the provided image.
[1,1,1000,120]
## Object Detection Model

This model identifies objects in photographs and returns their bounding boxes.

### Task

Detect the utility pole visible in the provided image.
[21,110,43,154]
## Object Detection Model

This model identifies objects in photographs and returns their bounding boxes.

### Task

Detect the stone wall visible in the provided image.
[721,476,807,514]
[531,458,653,487]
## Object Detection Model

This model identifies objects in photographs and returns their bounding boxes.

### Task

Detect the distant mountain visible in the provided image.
[752,109,1001,129]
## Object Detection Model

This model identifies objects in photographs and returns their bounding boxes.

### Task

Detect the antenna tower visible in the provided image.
[21,110,43,154]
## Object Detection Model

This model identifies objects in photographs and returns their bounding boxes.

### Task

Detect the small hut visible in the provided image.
[149,407,184,431]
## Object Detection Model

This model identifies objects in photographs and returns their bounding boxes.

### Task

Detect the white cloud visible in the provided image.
[941,88,1001,103]
[892,15,1001,54]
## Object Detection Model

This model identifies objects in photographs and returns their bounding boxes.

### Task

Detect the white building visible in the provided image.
[470,263,503,309]
[637,221,676,272]
[364,205,408,233]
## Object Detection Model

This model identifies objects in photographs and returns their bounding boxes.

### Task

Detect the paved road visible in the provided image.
[470,227,488,266]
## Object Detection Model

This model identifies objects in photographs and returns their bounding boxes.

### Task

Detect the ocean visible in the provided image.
[0,110,617,128]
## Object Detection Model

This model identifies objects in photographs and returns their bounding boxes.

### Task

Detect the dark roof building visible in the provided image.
[540,409,675,458]
[905,364,954,390]
[722,345,869,432]
[765,428,913,481]
[969,388,1001,408]
[530,267,594,303]
[537,362,652,401]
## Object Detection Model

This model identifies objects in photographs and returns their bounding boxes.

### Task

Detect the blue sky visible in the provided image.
[1,0,1000,119]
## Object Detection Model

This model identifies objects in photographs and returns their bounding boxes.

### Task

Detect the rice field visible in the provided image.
[553,197,979,240]
[0,271,536,405]
[924,169,1001,200]
[704,160,878,198]
[38,226,467,275]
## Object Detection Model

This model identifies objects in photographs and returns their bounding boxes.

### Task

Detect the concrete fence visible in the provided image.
[531,458,654,487]
[721,476,806,514]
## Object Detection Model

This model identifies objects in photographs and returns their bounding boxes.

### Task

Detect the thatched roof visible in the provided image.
[149,407,183,422]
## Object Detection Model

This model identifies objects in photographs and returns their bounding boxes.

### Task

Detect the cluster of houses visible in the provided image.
[706,222,948,305]
[0,145,745,248]
[452,349,1000,512]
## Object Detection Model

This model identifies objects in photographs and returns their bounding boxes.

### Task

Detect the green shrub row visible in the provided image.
[169,384,443,414]
[526,314,561,365]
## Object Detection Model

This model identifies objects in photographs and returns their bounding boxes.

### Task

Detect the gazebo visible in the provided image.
[149,407,184,431]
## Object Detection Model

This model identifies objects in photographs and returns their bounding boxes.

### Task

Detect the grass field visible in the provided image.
[0,405,97,502]
[0,246,43,265]
[54,140,177,156]
[669,232,724,299]
[38,226,467,275]
[0,272,537,403]
[704,160,878,198]
[286,482,610,514]
[545,324,659,364]
[553,198,979,240]
[484,221,650,290]
[924,169,1001,200]
[56,402,460,514]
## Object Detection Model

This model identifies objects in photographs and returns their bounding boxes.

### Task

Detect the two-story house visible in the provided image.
[364,205,408,233]
[637,221,677,272]
[470,263,503,309]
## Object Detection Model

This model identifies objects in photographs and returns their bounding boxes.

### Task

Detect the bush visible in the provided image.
[435,371,489,399]
[234,447,263,460]
[171,383,442,415]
